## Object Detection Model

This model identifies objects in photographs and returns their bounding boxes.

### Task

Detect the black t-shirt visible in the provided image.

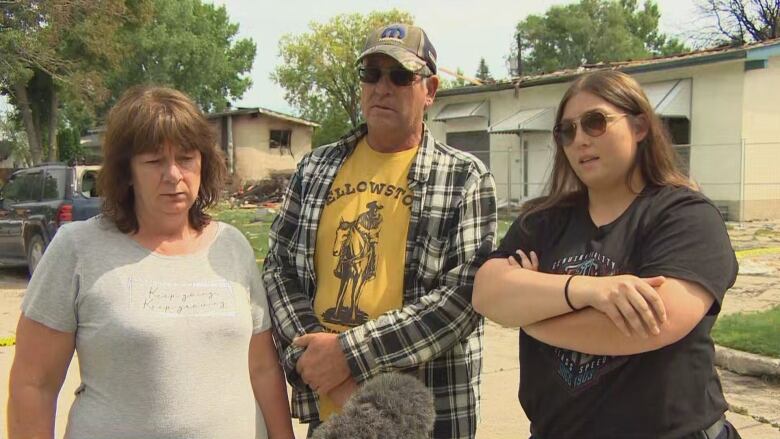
[490,185,738,439]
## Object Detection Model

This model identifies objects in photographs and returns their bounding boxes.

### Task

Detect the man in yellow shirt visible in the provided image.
[264,23,497,439]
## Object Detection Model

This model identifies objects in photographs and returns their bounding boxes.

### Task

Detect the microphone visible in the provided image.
[311,372,435,439]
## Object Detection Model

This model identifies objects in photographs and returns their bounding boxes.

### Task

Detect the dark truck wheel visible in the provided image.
[26,234,45,276]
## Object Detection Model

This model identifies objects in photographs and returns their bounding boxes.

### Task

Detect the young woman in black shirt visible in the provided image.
[473,71,739,439]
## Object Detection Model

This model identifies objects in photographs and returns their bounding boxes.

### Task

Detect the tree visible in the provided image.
[57,125,85,163]
[1,0,147,164]
[475,58,494,82]
[273,10,414,147]
[0,113,31,167]
[2,0,255,165]
[513,0,688,75]
[439,68,470,89]
[106,0,256,113]
[699,0,779,44]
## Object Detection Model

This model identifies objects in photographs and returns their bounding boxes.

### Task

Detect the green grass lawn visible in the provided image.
[712,306,780,358]
[497,217,513,240]
[210,204,272,263]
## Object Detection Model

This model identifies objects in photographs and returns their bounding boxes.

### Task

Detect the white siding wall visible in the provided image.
[741,55,780,219]
[432,59,758,218]
[429,84,566,202]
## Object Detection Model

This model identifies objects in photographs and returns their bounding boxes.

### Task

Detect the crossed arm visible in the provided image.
[473,253,714,356]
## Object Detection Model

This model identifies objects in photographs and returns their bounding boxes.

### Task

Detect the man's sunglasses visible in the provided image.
[358,67,427,86]
[553,110,629,148]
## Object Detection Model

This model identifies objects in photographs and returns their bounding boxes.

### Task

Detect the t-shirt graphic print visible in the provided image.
[321,200,384,327]
[548,251,627,392]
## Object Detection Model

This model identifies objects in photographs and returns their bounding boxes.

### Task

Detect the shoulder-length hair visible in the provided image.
[521,70,693,223]
[97,85,226,233]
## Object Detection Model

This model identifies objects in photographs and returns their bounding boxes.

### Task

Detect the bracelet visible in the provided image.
[564,274,580,311]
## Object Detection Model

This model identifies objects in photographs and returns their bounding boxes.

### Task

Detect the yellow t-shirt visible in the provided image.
[313,137,417,419]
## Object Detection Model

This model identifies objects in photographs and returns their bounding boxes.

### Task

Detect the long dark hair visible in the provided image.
[521,70,693,226]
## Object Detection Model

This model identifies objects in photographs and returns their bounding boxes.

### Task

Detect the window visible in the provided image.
[43,169,67,200]
[80,170,99,198]
[1,176,24,203]
[23,172,43,201]
[446,131,490,167]
[270,130,292,149]
[663,117,691,176]
[2,172,42,203]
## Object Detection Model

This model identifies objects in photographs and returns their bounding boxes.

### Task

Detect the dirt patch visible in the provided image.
[0,267,27,336]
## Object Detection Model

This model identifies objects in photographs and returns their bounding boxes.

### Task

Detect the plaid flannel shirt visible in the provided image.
[262,123,497,439]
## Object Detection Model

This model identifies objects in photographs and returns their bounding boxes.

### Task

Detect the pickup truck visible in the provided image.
[0,163,101,275]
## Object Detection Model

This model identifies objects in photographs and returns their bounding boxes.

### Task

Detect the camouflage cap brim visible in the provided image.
[356,45,431,75]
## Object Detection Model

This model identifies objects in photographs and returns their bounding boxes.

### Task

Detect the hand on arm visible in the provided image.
[474,249,667,336]
[525,277,714,355]
[293,333,351,395]
[292,333,358,407]
[566,274,667,337]
[515,248,668,337]
[508,249,539,270]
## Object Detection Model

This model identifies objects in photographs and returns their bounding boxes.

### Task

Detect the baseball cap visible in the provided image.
[356,23,437,75]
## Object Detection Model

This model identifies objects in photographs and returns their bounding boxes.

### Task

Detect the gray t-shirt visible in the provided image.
[22,216,272,439]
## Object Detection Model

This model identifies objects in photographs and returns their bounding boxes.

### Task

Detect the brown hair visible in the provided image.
[521,70,693,224]
[98,85,226,233]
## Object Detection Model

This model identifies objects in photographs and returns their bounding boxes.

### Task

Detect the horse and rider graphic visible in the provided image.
[322,201,383,326]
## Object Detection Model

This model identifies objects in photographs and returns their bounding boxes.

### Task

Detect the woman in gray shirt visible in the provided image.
[8,86,295,439]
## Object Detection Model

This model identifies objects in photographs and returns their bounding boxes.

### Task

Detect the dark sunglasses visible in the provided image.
[553,110,629,148]
[358,67,427,86]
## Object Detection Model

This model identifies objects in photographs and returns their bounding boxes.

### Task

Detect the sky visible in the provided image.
[207,0,705,115]
[1,0,706,117]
